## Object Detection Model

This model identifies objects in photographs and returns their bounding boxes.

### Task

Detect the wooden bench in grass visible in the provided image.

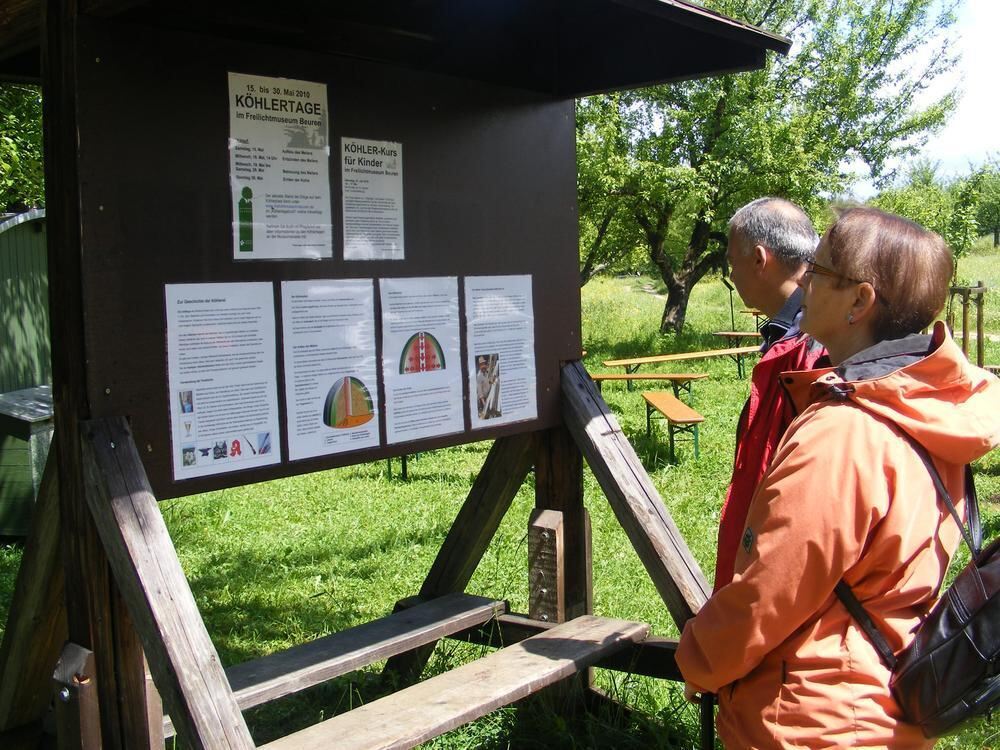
[642,391,705,462]
[163,592,507,738]
[604,344,760,381]
[260,614,649,750]
[588,371,708,396]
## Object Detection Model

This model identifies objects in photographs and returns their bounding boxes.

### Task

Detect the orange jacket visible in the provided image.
[676,324,1000,749]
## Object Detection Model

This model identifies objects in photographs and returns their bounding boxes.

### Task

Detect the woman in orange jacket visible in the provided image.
[676,207,1000,748]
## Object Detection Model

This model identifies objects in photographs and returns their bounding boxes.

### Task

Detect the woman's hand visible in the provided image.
[684,682,701,704]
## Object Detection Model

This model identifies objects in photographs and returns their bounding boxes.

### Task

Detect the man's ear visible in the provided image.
[752,244,768,273]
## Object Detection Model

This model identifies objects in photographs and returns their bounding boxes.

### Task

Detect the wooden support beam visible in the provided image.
[0,447,67,732]
[80,417,254,750]
[534,425,591,621]
[383,433,536,684]
[53,643,102,749]
[560,361,710,626]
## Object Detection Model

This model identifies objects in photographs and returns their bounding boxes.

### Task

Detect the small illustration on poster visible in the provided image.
[238,187,254,252]
[475,353,501,420]
[399,331,445,374]
[323,377,375,428]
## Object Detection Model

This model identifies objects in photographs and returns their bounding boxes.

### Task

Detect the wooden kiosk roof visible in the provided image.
[1,0,789,90]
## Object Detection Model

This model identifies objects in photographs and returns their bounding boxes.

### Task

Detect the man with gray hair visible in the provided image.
[713,197,826,591]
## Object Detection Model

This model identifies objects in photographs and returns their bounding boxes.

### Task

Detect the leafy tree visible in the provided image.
[0,83,44,213]
[578,0,959,333]
[976,159,1000,247]
[872,159,979,256]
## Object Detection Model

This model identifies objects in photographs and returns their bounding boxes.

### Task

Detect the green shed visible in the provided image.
[0,208,50,393]
[0,209,51,535]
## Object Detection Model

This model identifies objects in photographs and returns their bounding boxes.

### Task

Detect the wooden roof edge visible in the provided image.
[612,0,791,54]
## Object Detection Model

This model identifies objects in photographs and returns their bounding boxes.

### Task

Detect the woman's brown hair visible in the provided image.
[826,207,952,341]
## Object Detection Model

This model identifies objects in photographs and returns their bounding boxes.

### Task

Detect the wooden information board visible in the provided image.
[74,17,581,498]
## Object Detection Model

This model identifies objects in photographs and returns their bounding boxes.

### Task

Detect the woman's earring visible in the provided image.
[847,313,855,325]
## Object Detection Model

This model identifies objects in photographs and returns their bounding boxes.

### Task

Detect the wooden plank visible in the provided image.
[603,345,759,368]
[435,611,685,681]
[382,433,536,684]
[164,593,506,738]
[561,361,710,626]
[81,417,254,750]
[528,510,564,623]
[262,615,650,750]
[641,392,704,424]
[0,447,67,731]
[588,372,708,382]
[229,594,505,713]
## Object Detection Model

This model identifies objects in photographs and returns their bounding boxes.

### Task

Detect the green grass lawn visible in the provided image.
[1,246,999,748]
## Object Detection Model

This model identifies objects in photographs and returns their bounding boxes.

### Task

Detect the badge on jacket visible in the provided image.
[742,527,755,553]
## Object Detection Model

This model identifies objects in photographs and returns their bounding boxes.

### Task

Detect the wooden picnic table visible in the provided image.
[712,332,762,375]
[588,371,708,396]
[741,309,768,330]
[604,345,761,380]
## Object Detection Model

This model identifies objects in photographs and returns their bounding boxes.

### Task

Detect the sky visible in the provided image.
[853,0,999,196]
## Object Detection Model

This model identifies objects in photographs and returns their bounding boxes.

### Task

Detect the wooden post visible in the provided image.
[0,447,67,734]
[533,424,591,622]
[561,361,709,626]
[53,643,102,750]
[962,289,970,358]
[976,281,985,367]
[44,3,148,745]
[81,417,254,749]
[528,509,565,623]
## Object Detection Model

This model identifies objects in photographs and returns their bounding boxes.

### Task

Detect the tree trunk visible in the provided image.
[993,226,998,248]
[579,207,616,286]
[660,273,694,334]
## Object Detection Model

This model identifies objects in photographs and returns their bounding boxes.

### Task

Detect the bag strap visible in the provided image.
[834,581,897,669]
[835,434,982,671]
[907,440,982,557]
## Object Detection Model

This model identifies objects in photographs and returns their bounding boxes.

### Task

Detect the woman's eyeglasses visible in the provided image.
[804,260,864,285]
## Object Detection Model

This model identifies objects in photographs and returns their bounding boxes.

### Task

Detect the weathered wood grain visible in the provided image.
[561,361,710,626]
[528,509,565,623]
[162,593,507,736]
[0,447,67,732]
[261,615,650,750]
[81,417,253,750]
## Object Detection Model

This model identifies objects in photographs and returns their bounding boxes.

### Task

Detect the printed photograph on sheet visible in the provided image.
[281,279,379,460]
[380,277,463,444]
[165,282,282,479]
[342,137,404,261]
[229,72,332,260]
[465,275,537,429]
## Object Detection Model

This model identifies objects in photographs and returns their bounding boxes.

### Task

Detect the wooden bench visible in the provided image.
[260,615,649,750]
[642,391,705,461]
[588,371,708,396]
[604,345,760,380]
[163,592,507,738]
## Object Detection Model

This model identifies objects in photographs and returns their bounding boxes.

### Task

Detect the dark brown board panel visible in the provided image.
[73,16,580,498]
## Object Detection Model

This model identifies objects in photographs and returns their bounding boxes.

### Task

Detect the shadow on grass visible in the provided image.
[187,517,454,666]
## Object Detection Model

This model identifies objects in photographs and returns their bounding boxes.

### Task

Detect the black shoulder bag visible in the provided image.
[835,444,1000,738]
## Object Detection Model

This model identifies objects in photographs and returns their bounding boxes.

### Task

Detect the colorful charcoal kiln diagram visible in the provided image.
[323,376,375,429]
[399,331,445,374]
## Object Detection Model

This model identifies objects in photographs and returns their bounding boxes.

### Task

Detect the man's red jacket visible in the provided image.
[713,323,826,591]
